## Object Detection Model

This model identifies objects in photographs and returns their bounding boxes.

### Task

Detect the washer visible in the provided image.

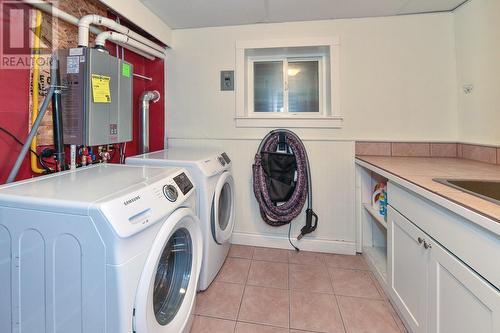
[0,164,202,333]
[127,148,235,290]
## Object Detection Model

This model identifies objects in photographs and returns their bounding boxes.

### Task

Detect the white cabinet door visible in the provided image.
[428,239,500,333]
[388,206,429,333]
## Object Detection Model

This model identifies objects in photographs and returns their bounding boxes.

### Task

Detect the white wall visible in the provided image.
[165,13,458,253]
[454,0,500,146]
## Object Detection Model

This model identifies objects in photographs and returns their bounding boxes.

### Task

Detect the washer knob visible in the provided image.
[218,156,226,166]
[163,185,178,202]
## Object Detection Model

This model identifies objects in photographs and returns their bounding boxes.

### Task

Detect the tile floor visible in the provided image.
[191,245,407,333]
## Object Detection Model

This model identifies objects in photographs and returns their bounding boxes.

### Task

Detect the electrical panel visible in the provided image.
[58,47,133,146]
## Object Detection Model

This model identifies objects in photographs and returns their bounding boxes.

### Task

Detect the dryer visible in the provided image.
[127,148,235,290]
[0,164,202,333]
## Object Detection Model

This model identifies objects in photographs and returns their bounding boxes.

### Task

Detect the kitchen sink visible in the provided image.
[433,179,500,205]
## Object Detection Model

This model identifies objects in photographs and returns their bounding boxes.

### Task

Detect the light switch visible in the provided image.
[220,70,234,91]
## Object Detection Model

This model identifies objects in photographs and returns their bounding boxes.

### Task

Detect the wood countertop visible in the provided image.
[355,156,500,226]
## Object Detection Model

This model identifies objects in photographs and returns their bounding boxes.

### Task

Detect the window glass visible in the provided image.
[287,61,320,113]
[253,61,284,112]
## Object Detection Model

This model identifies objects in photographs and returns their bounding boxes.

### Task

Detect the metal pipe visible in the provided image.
[140,90,160,154]
[30,9,45,174]
[7,56,57,183]
[20,0,156,60]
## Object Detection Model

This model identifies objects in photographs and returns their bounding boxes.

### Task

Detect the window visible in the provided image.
[251,58,322,115]
[235,38,342,128]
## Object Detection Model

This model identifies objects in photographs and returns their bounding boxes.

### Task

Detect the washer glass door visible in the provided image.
[134,208,202,333]
[211,172,235,244]
[153,228,192,325]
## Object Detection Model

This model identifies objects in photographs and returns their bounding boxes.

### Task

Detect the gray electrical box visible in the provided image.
[58,47,133,146]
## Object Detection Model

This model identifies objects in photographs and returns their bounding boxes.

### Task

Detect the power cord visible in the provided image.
[0,126,52,173]
[288,221,300,252]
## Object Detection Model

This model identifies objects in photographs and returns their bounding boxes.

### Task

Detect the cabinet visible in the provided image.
[388,206,500,333]
[428,239,500,333]
[388,206,428,333]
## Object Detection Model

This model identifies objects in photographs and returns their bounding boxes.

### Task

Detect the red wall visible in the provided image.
[0,28,165,184]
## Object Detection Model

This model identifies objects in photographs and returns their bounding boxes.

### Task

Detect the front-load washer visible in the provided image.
[0,164,202,333]
[126,148,235,290]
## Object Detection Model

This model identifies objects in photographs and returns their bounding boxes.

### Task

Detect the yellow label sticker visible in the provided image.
[91,74,111,103]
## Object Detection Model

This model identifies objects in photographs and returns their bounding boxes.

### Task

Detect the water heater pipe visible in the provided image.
[94,31,165,59]
[139,90,160,154]
[78,14,165,55]
[21,0,155,60]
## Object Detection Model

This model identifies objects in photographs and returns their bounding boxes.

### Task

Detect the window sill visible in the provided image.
[235,116,343,128]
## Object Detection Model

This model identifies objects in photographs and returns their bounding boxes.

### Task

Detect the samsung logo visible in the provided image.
[124,195,141,206]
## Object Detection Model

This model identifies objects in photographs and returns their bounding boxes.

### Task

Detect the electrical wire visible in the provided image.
[0,126,52,173]
[288,222,299,252]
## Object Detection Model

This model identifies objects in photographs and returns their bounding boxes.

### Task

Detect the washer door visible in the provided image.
[211,171,235,244]
[134,208,202,333]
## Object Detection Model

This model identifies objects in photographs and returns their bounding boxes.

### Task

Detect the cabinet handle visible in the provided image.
[418,237,424,245]
[423,241,432,249]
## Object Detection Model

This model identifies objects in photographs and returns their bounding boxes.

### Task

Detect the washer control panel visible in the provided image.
[173,172,194,195]
[162,184,178,202]
[98,168,196,238]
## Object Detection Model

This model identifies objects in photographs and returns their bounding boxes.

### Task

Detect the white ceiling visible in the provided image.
[139,0,467,29]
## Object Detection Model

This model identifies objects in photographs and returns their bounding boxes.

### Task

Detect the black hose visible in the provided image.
[51,59,65,171]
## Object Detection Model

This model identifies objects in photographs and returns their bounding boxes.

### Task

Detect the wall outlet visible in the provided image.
[220,70,234,91]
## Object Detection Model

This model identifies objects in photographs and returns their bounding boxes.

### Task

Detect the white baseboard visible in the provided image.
[231,232,356,255]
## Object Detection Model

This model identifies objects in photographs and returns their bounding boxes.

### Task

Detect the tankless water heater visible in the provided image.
[58,47,133,146]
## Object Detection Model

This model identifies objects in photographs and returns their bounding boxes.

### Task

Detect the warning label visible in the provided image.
[91,74,111,103]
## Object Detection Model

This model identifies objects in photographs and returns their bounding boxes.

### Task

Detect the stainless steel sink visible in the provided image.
[433,179,500,205]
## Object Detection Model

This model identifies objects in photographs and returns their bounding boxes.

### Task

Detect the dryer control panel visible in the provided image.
[98,169,195,238]
[196,152,232,177]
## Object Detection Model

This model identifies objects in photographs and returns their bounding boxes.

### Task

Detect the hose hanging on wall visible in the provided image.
[253,129,318,250]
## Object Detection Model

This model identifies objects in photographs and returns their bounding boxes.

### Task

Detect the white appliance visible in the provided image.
[127,148,235,290]
[0,164,202,333]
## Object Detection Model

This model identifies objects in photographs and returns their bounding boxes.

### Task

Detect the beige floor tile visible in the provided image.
[330,268,382,299]
[253,247,289,263]
[322,254,369,270]
[337,296,400,333]
[235,322,288,333]
[190,315,236,333]
[290,290,345,333]
[229,244,255,259]
[247,260,288,289]
[288,250,324,265]
[290,330,318,333]
[238,286,289,328]
[289,264,333,293]
[195,282,244,320]
[217,257,251,284]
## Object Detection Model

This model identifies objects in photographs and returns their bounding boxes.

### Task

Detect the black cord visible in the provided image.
[1,126,52,173]
[288,221,300,252]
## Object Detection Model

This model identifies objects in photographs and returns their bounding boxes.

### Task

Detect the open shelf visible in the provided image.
[364,245,387,282]
[363,203,387,229]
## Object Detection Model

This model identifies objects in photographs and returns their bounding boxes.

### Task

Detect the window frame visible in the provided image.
[235,37,342,128]
[248,55,326,117]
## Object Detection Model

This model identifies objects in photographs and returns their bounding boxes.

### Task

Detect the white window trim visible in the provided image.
[235,37,342,128]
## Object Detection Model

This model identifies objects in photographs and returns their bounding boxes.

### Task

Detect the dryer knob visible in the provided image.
[218,156,226,166]
[163,185,178,202]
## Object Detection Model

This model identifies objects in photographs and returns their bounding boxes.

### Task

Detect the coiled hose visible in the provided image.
[253,129,318,247]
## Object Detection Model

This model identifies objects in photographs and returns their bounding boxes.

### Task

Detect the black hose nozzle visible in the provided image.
[297,209,318,240]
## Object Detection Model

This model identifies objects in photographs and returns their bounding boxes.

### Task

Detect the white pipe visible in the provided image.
[95,31,165,59]
[21,0,156,60]
[78,14,165,54]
